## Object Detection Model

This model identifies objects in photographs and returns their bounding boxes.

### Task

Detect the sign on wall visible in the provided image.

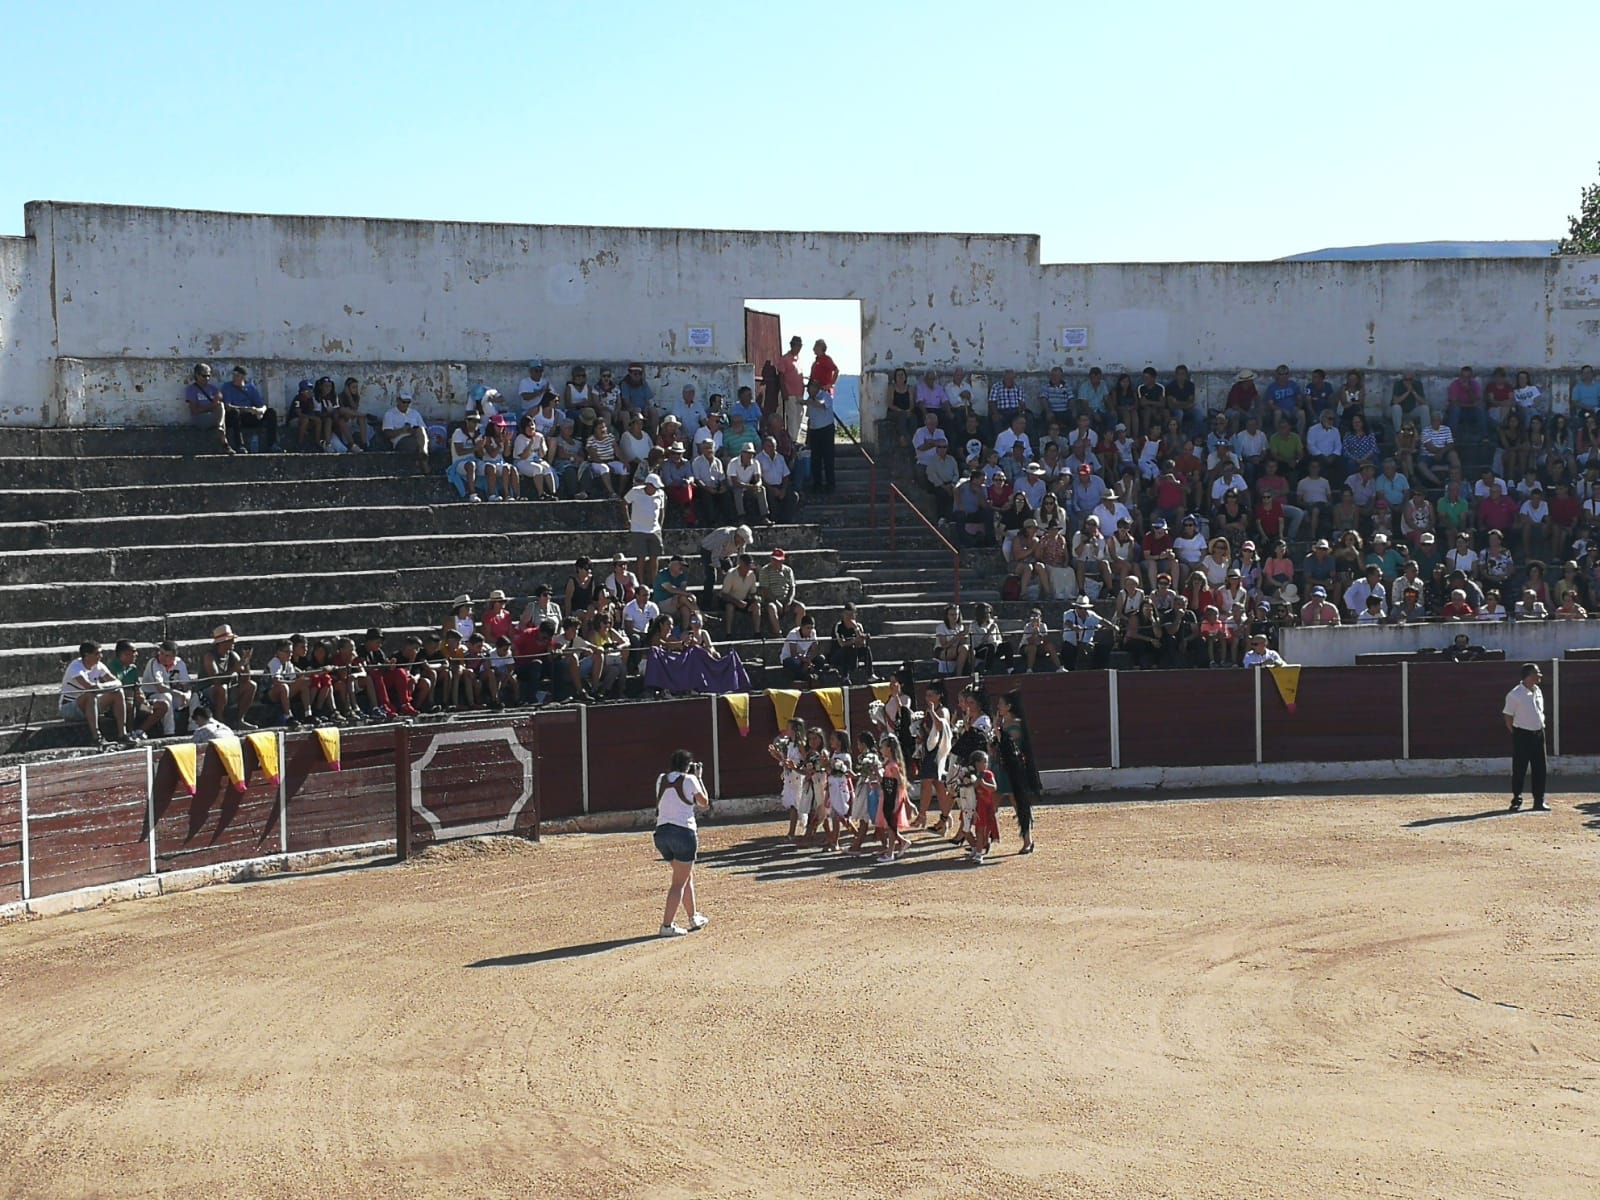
[1060,326,1090,351]
[687,325,716,350]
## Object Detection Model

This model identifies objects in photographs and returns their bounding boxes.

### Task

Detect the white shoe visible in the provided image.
[689,913,709,931]
[875,853,896,865]
[659,923,688,937]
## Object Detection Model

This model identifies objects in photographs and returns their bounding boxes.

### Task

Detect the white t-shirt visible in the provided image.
[728,456,764,487]
[656,770,706,830]
[994,429,1032,460]
[1174,534,1207,564]
[913,426,948,466]
[1242,649,1287,668]
[757,451,790,487]
[624,485,665,536]
[450,427,479,463]
[783,628,818,663]
[193,719,236,745]
[383,405,425,433]
[618,429,653,466]
[266,654,299,682]
[60,657,117,704]
[623,598,660,633]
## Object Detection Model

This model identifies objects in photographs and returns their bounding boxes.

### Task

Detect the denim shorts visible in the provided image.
[653,823,698,863]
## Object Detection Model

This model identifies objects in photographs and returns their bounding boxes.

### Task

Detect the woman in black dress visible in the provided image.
[995,689,1042,854]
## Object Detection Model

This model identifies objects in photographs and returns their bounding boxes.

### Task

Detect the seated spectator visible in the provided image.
[1017,605,1065,672]
[827,603,877,681]
[1514,588,1548,621]
[218,365,279,453]
[1121,597,1165,670]
[137,640,193,736]
[1356,593,1387,624]
[719,553,763,637]
[1300,586,1341,626]
[691,435,732,524]
[1477,589,1509,621]
[104,640,161,741]
[511,618,556,699]
[755,435,795,524]
[756,548,799,638]
[968,601,1013,673]
[1199,603,1234,667]
[935,604,972,675]
[380,388,429,467]
[201,625,258,730]
[1306,408,1344,472]
[781,615,827,685]
[1440,588,1477,620]
[1060,594,1107,669]
[1446,366,1484,437]
[1391,586,1428,623]
[602,552,641,609]
[184,363,234,454]
[1553,589,1589,619]
[60,640,133,747]
[264,639,313,727]
[1241,633,1289,668]
[651,555,695,619]
[1390,372,1430,434]
[728,443,771,526]
[618,362,654,421]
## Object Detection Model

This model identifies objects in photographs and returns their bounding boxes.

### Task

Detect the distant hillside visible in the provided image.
[1281,241,1557,262]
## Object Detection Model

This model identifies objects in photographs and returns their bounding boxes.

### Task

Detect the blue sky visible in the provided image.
[2,0,1592,371]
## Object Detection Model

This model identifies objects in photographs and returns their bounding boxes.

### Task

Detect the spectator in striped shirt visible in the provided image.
[1041,367,1075,427]
[1417,410,1459,485]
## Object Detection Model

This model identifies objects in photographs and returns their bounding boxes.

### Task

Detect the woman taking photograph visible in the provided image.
[654,749,711,937]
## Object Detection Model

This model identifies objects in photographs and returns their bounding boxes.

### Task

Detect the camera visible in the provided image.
[687,760,704,779]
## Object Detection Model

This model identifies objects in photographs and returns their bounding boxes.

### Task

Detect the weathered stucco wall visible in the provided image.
[0,232,52,424]
[4,201,1598,430]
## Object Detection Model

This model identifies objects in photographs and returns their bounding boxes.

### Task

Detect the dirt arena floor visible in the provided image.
[2,785,1598,1200]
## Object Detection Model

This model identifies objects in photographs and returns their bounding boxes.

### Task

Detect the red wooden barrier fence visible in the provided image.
[6,663,1593,908]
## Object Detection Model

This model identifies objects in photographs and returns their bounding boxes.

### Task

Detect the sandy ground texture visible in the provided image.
[2,787,1598,1200]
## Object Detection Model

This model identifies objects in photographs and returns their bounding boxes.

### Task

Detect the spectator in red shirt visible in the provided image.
[1484,367,1516,429]
[1151,461,1188,527]
[1548,482,1581,559]
[1446,366,1484,438]
[512,618,556,698]
[1300,586,1341,625]
[1225,370,1259,432]
[1478,482,1519,536]
[1141,517,1176,588]
[1254,491,1289,543]
[1440,589,1477,620]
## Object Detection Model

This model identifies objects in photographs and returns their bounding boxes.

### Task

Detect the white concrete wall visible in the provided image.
[0,233,52,424]
[1281,621,1600,667]
[5,201,1599,434]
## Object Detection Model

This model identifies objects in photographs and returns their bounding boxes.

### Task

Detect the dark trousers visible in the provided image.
[1014,794,1033,841]
[829,644,874,678]
[1511,727,1547,805]
[807,423,836,490]
[227,406,279,451]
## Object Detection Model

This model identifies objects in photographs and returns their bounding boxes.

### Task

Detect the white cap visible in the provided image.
[644,473,663,488]
[397,388,414,401]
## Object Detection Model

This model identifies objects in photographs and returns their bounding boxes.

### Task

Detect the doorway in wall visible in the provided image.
[744,298,863,429]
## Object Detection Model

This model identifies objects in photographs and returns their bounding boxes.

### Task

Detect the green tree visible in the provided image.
[1556,160,1600,254]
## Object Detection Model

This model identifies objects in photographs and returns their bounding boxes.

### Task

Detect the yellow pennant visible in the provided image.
[815,687,846,732]
[768,689,801,731]
[167,743,197,796]
[315,726,342,770]
[246,730,280,786]
[211,736,247,793]
[870,682,892,704]
[722,692,750,737]
[1269,666,1302,714]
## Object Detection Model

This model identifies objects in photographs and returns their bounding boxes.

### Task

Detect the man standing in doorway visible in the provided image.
[1503,662,1548,812]
[777,335,807,444]
[807,339,839,493]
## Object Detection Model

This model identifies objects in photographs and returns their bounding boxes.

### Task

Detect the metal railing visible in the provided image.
[832,423,961,603]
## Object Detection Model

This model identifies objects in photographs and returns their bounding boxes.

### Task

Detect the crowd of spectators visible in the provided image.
[897,362,1600,651]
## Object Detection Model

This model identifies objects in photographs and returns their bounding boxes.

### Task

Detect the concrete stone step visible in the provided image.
[0,560,861,626]
[0,475,459,520]
[0,499,677,551]
[0,526,830,587]
[0,451,435,489]
[0,425,219,457]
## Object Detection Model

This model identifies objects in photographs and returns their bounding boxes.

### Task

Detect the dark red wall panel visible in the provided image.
[1558,661,1600,757]
[152,742,280,872]
[284,729,396,852]
[1409,660,1554,761]
[984,672,1113,770]
[1262,665,1403,763]
[588,698,711,814]
[1117,670,1255,767]
[532,709,583,820]
[0,765,22,904]
[405,720,540,842]
[25,752,150,898]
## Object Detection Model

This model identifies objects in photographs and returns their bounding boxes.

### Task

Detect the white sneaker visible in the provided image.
[875,853,896,865]
[689,913,709,931]
[659,924,688,938]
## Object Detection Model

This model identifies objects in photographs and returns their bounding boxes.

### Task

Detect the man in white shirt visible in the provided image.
[912,411,949,469]
[727,443,771,526]
[1472,467,1507,503]
[381,389,429,468]
[781,616,825,684]
[994,413,1033,461]
[673,384,708,432]
[1060,595,1106,669]
[1517,486,1550,558]
[191,706,235,745]
[755,435,794,522]
[1092,486,1133,535]
[1343,566,1387,617]
[517,359,551,407]
[1013,461,1046,510]
[623,584,661,646]
[1210,458,1249,504]
[60,640,131,746]
[1306,408,1344,470]
[947,367,986,433]
[1241,634,1288,668]
[691,437,731,525]
[1445,533,1479,577]
[139,641,193,736]
[624,473,667,584]
[1231,416,1268,480]
[1418,412,1459,484]
[1502,663,1547,811]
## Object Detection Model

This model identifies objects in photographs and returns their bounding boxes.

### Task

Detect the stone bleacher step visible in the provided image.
[0,498,659,551]
[0,474,461,521]
[0,451,436,489]
[0,526,830,587]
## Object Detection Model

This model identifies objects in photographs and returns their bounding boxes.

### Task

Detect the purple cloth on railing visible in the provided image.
[641,647,750,694]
